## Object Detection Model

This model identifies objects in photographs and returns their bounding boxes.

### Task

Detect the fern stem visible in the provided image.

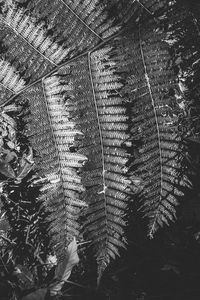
[0,82,14,93]
[0,18,57,67]
[88,52,107,196]
[41,79,61,173]
[138,25,163,237]
[135,0,153,16]
[88,50,111,284]
[59,0,103,41]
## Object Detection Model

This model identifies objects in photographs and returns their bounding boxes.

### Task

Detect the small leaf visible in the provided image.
[2,112,16,127]
[7,124,16,141]
[2,149,17,163]
[6,141,15,149]
[15,147,34,182]
[50,237,79,295]
[46,254,58,269]
[0,123,7,137]
[0,161,15,178]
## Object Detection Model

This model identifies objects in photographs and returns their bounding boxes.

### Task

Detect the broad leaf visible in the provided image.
[50,237,79,295]
[15,147,34,183]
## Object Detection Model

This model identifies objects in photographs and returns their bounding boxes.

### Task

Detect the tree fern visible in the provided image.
[0,0,196,289]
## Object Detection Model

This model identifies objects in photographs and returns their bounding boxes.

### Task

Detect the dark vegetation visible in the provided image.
[0,0,200,299]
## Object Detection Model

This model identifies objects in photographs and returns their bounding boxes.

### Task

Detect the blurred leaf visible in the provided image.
[1,112,16,128]
[13,265,34,290]
[50,237,79,295]
[6,141,15,149]
[3,104,20,113]
[15,147,34,183]
[21,288,48,300]
[161,263,180,275]
[0,161,15,179]
[2,149,17,163]
[186,136,200,144]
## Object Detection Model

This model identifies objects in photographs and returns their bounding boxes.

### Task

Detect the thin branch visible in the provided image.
[135,0,153,16]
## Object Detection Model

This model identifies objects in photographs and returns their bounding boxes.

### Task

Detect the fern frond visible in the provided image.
[57,46,130,280]
[20,75,87,257]
[0,5,70,65]
[104,0,167,26]
[0,58,25,94]
[164,1,200,138]
[0,6,64,85]
[25,0,120,58]
[114,21,190,237]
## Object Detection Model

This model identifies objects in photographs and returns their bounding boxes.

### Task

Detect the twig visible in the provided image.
[0,235,16,245]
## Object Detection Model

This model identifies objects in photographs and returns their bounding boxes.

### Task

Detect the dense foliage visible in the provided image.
[0,0,200,299]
